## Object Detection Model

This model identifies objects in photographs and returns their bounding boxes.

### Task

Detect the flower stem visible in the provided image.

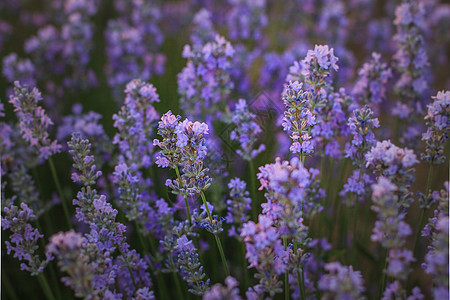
[48,157,72,229]
[200,191,230,276]
[249,160,258,220]
[37,273,56,300]
[413,164,434,259]
[175,165,192,227]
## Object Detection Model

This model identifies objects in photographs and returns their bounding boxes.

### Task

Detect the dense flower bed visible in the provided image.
[0,0,449,299]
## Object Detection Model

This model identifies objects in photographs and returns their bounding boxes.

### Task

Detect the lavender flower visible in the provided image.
[371,177,414,297]
[241,215,288,298]
[352,52,392,106]
[9,82,61,161]
[282,81,316,157]
[226,178,251,238]
[68,133,154,297]
[1,203,52,275]
[392,0,430,145]
[193,203,224,235]
[227,99,265,160]
[365,140,418,207]
[155,114,212,196]
[2,53,36,87]
[190,9,216,46]
[258,157,321,226]
[175,235,210,295]
[203,276,242,300]
[423,215,449,299]
[318,262,365,300]
[421,91,449,164]
[178,35,234,120]
[346,105,380,167]
[105,1,165,94]
[226,0,267,42]
[46,231,100,298]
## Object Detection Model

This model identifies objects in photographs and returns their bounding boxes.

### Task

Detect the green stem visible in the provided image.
[48,157,72,229]
[241,241,249,289]
[299,269,307,300]
[172,272,184,299]
[200,191,230,276]
[134,221,149,254]
[2,269,18,300]
[352,168,363,265]
[380,250,388,298]
[37,273,56,300]
[413,164,434,260]
[249,160,258,221]
[175,165,192,227]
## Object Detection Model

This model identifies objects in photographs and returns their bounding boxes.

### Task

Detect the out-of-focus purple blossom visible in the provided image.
[105,1,165,94]
[2,53,36,87]
[203,276,242,300]
[47,231,101,299]
[371,177,414,296]
[421,91,449,164]
[226,0,267,42]
[423,215,449,299]
[191,9,217,46]
[370,177,412,248]
[318,262,365,299]
[9,82,61,161]
[113,79,160,170]
[178,35,234,120]
[352,53,392,106]
[227,99,265,160]
[241,215,288,298]
[341,170,375,205]
[226,178,251,239]
[365,140,418,207]
[1,203,53,276]
[392,0,429,145]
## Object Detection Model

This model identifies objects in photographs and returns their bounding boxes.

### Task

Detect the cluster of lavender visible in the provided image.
[341,106,379,203]
[154,111,212,197]
[227,99,265,161]
[392,0,430,145]
[2,0,450,299]
[365,140,418,208]
[178,35,234,120]
[65,134,153,298]
[8,82,61,161]
[241,215,288,298]
[105,0,165,94]
[421,91,450,164]
[352,52,392,108]
[371,177,414,297]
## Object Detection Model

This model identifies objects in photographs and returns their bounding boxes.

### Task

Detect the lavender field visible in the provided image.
[0,0,449,299]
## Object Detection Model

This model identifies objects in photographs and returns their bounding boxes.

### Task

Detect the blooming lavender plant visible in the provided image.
[227,99,265,161]
[318,262,365,300]
[421,91,449,164]
[203,276,242,300]
[226,0,268,42]
[242,215,288,298]
[178,35,234,120]
[9,82,61,161]
[1,202,53,275]
[226,178,252,239]
[365,140,418,207]
[352,52,392,107]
